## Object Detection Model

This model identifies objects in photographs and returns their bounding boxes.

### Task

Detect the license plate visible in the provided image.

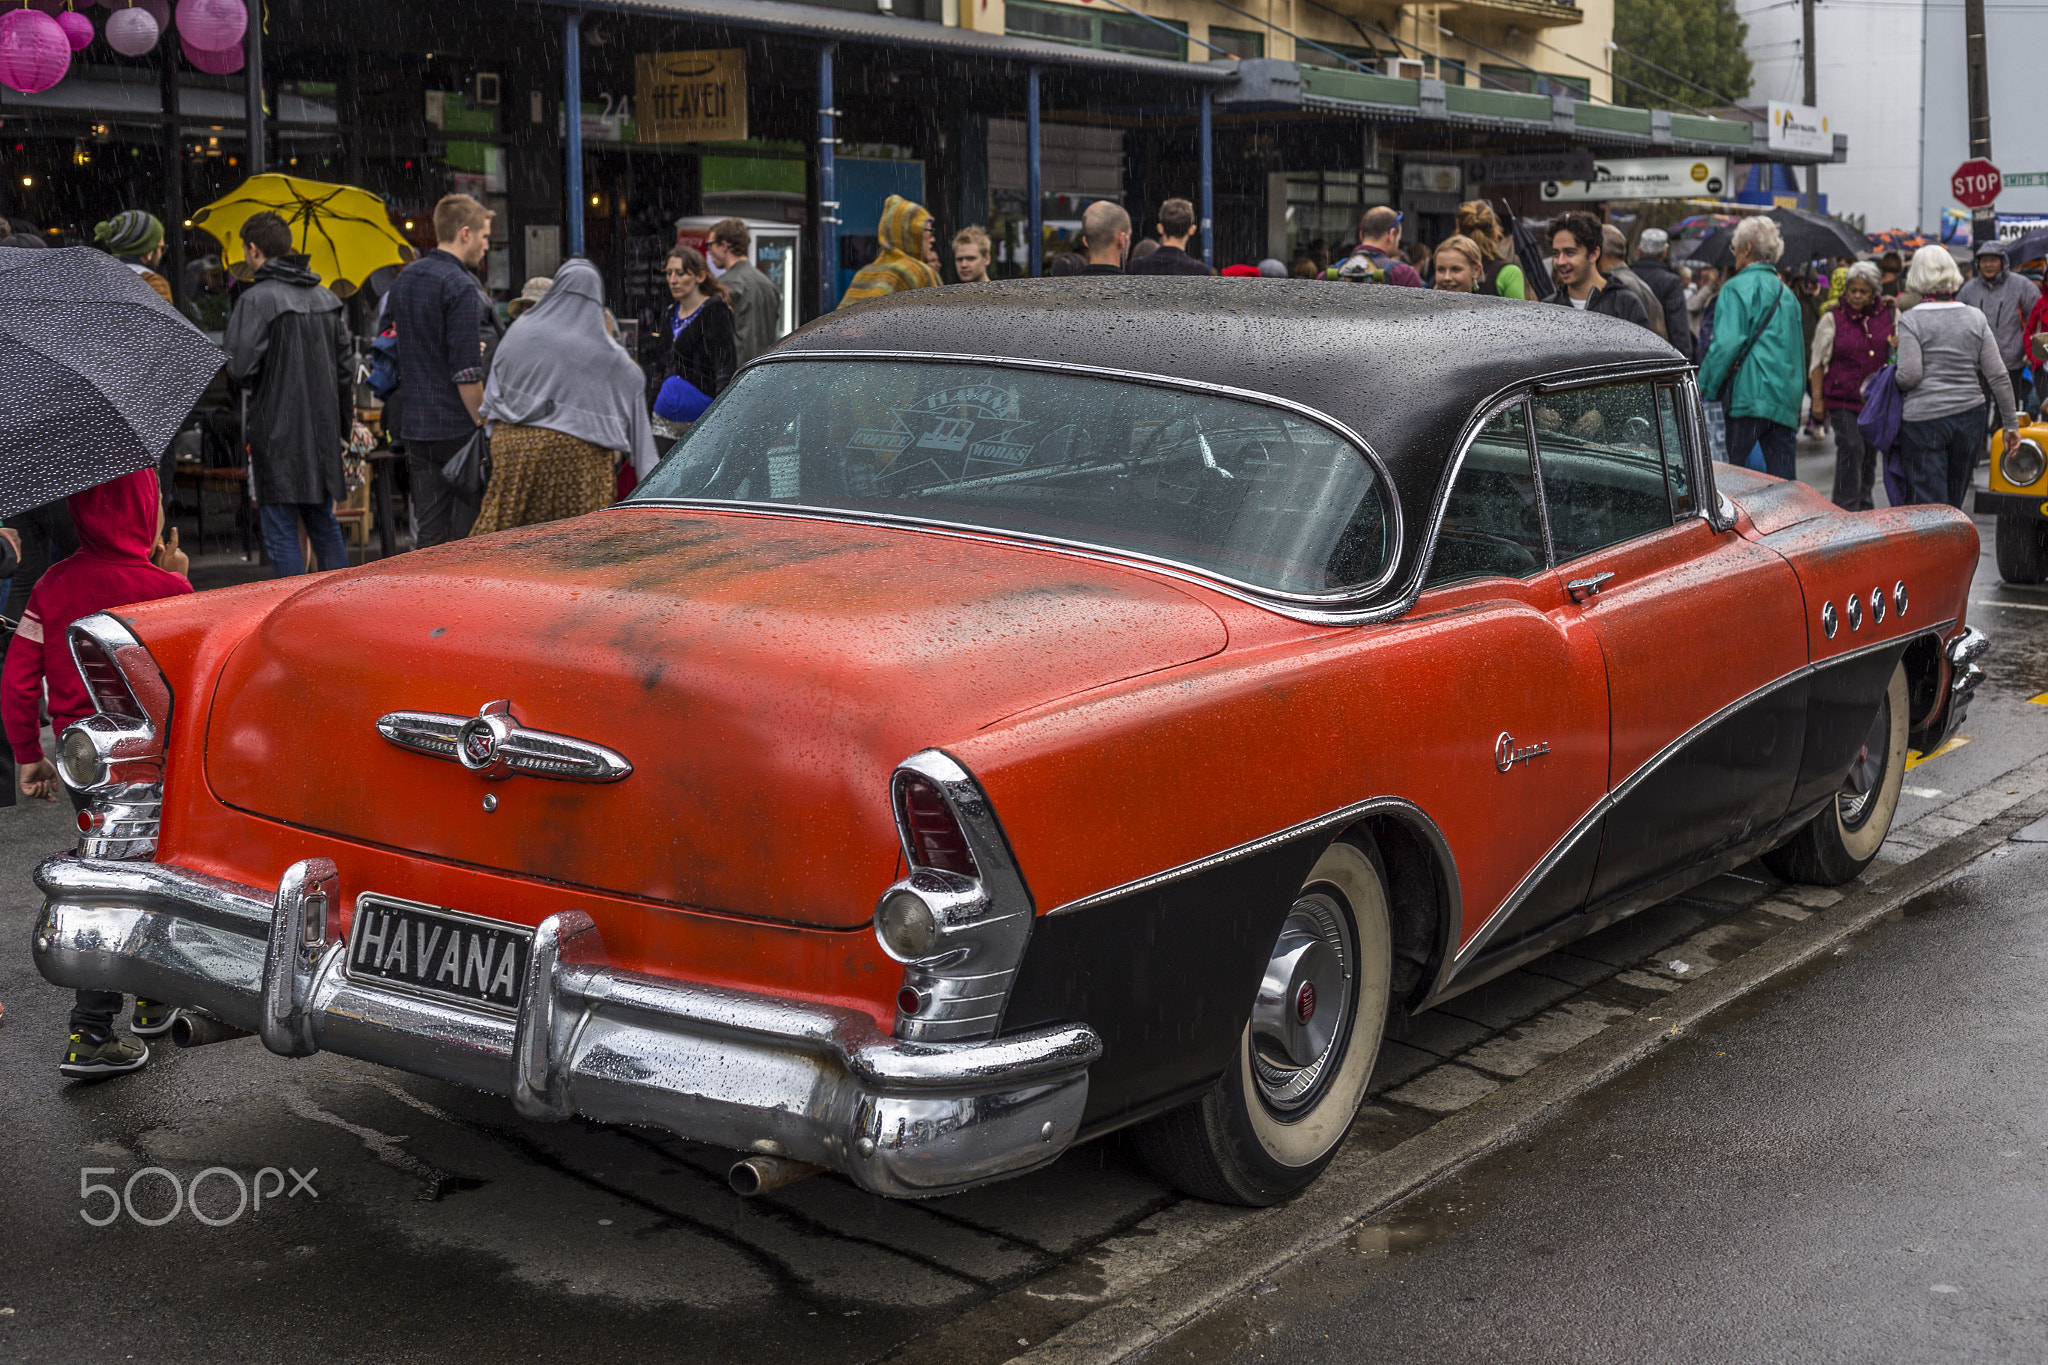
[345,895,532,1013]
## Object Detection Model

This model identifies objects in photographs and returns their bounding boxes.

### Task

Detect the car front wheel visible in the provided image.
[1133,837,1392,1206]
[1764,661,1909,885]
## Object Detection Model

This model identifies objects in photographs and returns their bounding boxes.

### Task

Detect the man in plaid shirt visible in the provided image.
[389,194,493,547]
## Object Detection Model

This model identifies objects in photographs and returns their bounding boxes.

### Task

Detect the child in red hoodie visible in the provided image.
[4,468,192,1078]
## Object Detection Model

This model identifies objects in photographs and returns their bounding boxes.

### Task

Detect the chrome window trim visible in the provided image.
[1415,392,1555,591]
[1429,622,1955,999]
[1401,361,1697,611]
[1046,794,1461,934]
[621,348,1407,609]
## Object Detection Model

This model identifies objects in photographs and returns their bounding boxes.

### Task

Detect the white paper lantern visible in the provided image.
[104,5,158,56]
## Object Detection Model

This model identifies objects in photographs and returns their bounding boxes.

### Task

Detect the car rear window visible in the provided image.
[627,360,1395,598]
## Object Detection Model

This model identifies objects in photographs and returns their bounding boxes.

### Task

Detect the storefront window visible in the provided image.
[1006,0,1187,60]
[1209,27,1263,60]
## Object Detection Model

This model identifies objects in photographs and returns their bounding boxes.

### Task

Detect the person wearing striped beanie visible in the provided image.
[93,210,173,304]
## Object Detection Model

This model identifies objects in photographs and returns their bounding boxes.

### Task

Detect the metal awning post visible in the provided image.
[1027,65,1042,278]
[244,0,265,175]
[819,43,839,312]
[564,12,585,258]
[1199,86,1213,269]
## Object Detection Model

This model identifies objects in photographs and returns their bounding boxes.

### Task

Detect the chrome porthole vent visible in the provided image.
[1894,581,1908,617]
[1870,587,1885,624]
[1821,600,1839,639]
[1846,593,1862,631]
[1248,892,1355,1115]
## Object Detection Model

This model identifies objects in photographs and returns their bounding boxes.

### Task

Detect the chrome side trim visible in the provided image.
[1430,623,1953,999]
[1045,795,1461,932]
[375,702,633,784]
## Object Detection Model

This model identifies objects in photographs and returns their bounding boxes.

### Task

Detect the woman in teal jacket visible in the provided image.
[1697,216,1806,478]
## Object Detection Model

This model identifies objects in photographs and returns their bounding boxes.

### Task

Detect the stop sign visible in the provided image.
[1954,158,2003,209]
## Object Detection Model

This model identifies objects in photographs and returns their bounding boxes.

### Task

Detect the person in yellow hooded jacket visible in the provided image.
[838,194,942,307]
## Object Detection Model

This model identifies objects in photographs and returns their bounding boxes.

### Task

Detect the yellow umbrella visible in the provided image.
[191,173,417,297]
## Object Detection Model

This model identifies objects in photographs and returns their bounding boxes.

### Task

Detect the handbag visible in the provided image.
[441,425,491,505]
[655,374,713,423]
[1856,364,1903,454]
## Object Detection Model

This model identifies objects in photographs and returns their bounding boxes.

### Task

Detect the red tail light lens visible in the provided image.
[896,774,979,877]
[70,635,145,721]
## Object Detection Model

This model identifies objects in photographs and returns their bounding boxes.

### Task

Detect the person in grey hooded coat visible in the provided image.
[224,210,355,576]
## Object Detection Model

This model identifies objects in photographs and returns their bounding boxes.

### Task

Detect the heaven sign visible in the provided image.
[636,50,748,144]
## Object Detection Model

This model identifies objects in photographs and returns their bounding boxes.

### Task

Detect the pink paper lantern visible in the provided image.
[0,9,72,94]
[55,10,96,50]
[174,0,243,51]
[182,34,241,73]
[103,5,157,56]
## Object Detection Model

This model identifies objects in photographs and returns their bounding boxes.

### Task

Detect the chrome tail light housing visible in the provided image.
[60,613,173,861]
[874,751,1036,1043]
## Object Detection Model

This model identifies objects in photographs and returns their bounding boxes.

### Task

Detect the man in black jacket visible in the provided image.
[1545,212,1652,329]
[1126,198,1213,276]
[224,210,356,576]
[1630,227,1695,359]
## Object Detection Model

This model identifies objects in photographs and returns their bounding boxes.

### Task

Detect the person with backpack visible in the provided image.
[1326,207,1423,286]
[1697,216,1806,480]
[1896,244,2019,508]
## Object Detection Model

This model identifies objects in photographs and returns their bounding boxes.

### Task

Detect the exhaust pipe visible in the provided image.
[728,1155,821,1197]
[171,1011,255,1048]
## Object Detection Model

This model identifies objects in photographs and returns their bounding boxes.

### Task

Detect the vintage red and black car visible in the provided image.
[35,281,1986,1205]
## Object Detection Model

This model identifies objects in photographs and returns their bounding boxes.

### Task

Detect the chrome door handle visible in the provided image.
[1566,572,1615,602]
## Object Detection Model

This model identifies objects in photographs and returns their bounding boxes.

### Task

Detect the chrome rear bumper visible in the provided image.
[32,854,1098,1198]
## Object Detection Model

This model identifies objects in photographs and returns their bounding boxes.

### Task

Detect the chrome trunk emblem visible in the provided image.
[376,700,632,783]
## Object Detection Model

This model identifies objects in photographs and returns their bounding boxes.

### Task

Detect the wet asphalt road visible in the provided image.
[1,452,2044,1364]
[1149,819,2048,1365]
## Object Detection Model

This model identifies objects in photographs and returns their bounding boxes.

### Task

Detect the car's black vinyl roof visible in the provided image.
[769,278,1688,608]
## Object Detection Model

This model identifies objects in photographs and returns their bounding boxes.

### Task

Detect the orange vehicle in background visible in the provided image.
[35,282,1984,1205]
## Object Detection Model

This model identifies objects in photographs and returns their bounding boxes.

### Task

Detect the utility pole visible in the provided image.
[1801,0,1819,212]
[1964,0,1995,243]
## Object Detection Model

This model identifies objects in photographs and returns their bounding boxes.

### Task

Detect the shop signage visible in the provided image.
[1766,101,1830,156]
[1466,151,1596,185]
[1541,156,1728,202]
[635,49,747,144]
[1401,163,1462,195]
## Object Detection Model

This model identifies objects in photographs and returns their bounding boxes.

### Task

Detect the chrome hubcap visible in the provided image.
[1249,891,1354,1113]
[1839,690,1892,830]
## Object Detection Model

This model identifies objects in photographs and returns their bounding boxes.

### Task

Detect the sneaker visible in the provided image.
[60,1031,150,1079]
[130,1000,180,1038]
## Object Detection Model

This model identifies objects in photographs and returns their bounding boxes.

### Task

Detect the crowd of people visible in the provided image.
[867,190,2032,519]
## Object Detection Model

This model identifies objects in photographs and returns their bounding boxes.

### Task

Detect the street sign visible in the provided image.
[1953,158,2003,209]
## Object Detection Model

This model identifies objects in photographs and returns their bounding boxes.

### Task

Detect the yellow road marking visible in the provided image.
[2030,692,2048,706]
[1906,735,1971,770]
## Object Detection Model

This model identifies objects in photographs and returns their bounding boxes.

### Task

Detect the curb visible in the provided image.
[982,760,2048,1365]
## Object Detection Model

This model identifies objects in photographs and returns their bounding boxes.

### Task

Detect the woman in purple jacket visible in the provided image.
[1808,261,1895,510]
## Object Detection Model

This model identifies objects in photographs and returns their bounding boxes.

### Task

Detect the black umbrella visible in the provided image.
[0,247,225,518]
[1681,207,1872,271]
[2002,226,2048,267]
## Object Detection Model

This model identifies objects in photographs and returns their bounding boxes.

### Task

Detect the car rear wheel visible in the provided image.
[1995,514,2048,584]
[1133,838,1392,1206]
[1764,661,1909,886]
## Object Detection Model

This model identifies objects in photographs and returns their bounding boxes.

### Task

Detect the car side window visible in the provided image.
[1424,402,1547,589]
[1656,384,1697,518]
[1532,382,1674,562]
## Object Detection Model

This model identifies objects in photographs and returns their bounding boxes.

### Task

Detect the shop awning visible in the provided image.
[552,0,1240,82]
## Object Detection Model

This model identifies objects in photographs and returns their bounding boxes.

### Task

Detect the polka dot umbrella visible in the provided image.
[0,246,225,517]
[189,172,416,299]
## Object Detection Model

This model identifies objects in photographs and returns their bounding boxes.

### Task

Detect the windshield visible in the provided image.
[627,360,1395,598]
